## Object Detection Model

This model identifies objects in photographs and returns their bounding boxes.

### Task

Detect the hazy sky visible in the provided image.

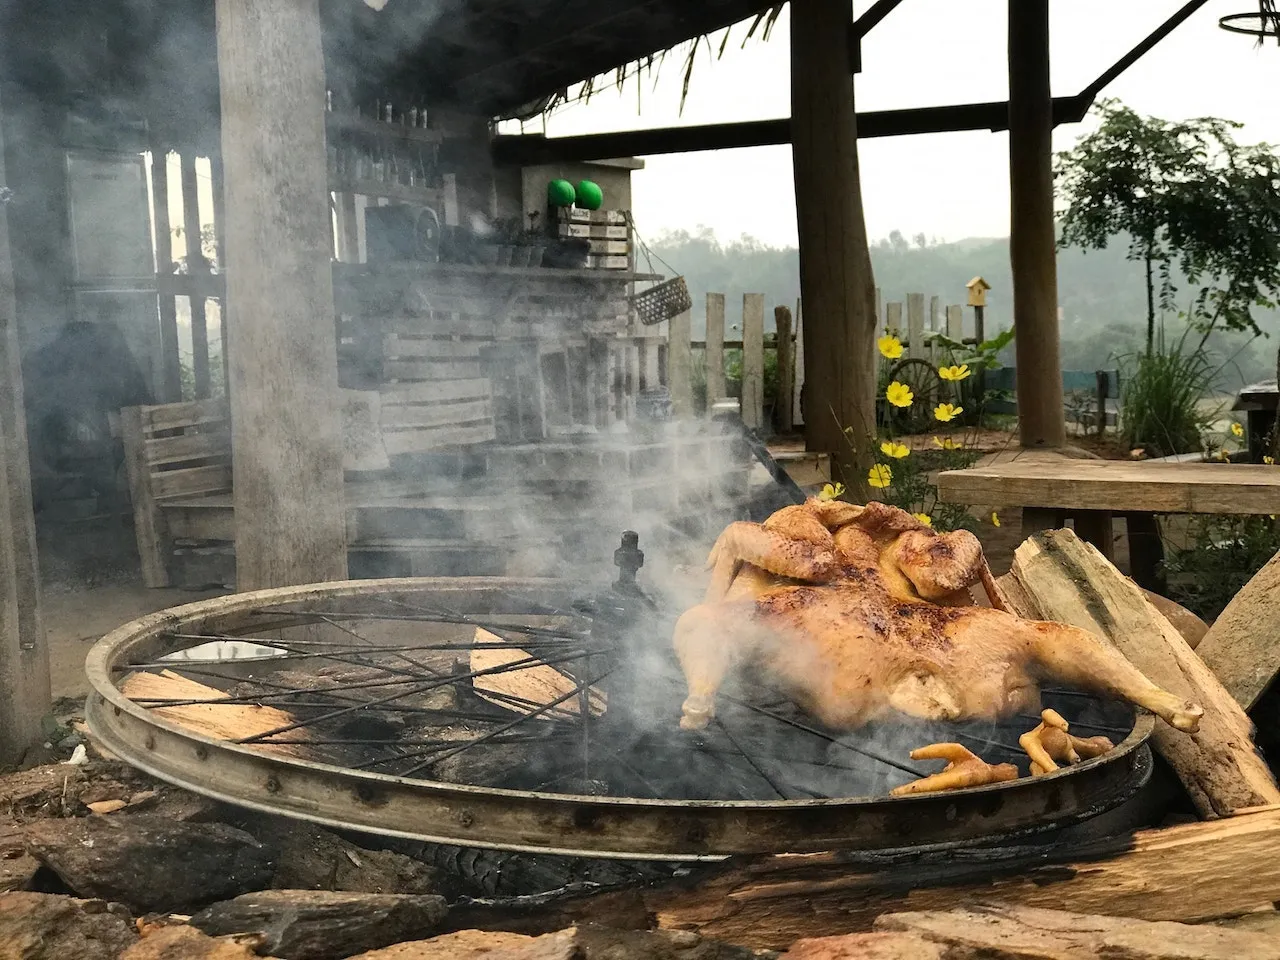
[503,0,1280,248]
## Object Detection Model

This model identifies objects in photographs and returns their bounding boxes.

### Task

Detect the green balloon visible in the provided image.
[547,179,576,207]
[575,180,603,211]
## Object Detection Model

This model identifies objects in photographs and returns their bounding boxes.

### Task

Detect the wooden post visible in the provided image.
[792,298,805,428]
[906,293,925,358]
[741,293,765,430]
[210,153,230,394]
[928,295,940,362]
[180,153,211,399]
[705,292,725,408]
[216,0,347,589]
[667,309,693,417]
[0,87,51,764]
[874,287,883,333]
[150,147,183,403]
[945,304,963,340]
[885,301,902,336]
[1008,0,1066,449]
[1095,369,1109,437]
[775,305,794,434]
[791,0,878,486]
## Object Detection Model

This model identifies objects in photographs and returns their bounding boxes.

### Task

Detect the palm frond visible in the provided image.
[538,3,786,117]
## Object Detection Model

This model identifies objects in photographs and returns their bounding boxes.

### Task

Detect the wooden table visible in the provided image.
[936,459,1280,590]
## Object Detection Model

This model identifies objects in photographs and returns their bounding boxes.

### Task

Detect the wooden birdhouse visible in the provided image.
[966,276,991,308]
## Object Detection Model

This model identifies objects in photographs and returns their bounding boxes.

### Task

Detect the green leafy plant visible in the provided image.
[1117,325,1217,458]
[1163,515,1280,621]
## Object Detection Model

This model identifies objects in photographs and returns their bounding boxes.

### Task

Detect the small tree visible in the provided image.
[1055,100,1280,354]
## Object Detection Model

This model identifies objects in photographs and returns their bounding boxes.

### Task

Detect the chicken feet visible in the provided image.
[1019,708,1115,775]
[890,743,1019,795]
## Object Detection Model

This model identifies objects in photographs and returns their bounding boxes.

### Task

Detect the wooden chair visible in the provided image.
[122,381,498,587]
[120,399,232,588]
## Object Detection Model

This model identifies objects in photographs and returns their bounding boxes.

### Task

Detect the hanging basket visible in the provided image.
[631,276,692,326]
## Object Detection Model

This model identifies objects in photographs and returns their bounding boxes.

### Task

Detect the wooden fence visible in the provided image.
[666,289,978,431]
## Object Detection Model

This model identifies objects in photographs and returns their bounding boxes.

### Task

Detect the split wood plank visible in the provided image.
[469,628,605,719]
[667,308,693,418]
[119,670,308,758]
[874,905,1280,960]
[149,145,183,403]
[1009,529,1279,817]
[741,293,765,429]
[937,459,1280,515]
[455,806,1280,951]
[1194,549,1280,710]
[380,423,496,455]
[705,293,726,406]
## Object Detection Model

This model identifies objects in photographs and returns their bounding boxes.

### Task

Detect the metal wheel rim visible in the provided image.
[86,576,1155,860]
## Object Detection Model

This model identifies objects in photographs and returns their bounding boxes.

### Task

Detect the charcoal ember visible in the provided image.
[120,924,270,960]
[191,890,448,960]
[230,816,445,895]
[0,892,139,960]
[411,843,682,899]
[21,815,275,912]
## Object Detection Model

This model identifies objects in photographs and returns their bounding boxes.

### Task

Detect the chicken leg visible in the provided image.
[1019,708,1114,776]
[890,743,1018,795]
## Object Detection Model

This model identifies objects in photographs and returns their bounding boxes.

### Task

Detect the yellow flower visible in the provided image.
[818,481,846,501]
[880,440,910,459]
[877,335,903,360]
[931,436,963,450]
[1231,422,1244,438]
[1265,456,1276,465]
[934,402,963,423]
[991,512,1001,527]
[885,381,914,408]
[938,363,971,382]
[868,464,892,489]
[914,513,933,527]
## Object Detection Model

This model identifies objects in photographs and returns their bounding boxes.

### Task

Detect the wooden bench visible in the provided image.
[122,382,497,588]
[936,457,1280,591]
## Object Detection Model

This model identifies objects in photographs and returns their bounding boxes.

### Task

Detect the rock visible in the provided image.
[119,925,275,960]
[346,928,579,960]
[347,925,776,960]
[190,890,449,960]
[0,827,41,893]
[242,818,443,896]
[572,924,777,959]
[0,760,219,824]
[21,815,275,912]
[0,892,139,959]
[782,932,945,960]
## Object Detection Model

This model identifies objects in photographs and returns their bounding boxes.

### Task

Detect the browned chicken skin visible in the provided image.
[674,500,1204,738]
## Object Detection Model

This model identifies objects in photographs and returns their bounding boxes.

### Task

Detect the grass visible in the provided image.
[1118,327,1218,458]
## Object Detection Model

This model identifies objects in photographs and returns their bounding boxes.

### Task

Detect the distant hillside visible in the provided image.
[649,228,1277,390]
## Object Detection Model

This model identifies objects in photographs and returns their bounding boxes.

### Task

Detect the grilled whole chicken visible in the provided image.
[673,499,1204,736]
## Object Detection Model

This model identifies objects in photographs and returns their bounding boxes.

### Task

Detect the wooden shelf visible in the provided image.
[329,179,443,204]
[332,261,662,284]
[326,113,443,146]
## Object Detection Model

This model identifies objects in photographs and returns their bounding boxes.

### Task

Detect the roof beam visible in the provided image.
[493,98,1087,165]
[492,0,1209,164]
